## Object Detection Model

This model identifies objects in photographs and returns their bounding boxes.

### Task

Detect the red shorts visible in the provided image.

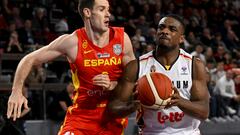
[58,105,127,135]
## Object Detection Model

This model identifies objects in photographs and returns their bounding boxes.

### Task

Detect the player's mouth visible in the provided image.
[159,35,170,40]
[104,21,109,26]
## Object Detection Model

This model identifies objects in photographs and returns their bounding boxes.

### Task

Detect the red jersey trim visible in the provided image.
[179,53,192,60]
[140,55,153,61]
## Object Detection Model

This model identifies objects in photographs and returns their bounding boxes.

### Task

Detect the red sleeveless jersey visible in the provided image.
[70,27,124,107]
[59,27,127,133]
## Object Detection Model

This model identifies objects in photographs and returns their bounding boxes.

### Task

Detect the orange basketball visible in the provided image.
[136,72,173,109]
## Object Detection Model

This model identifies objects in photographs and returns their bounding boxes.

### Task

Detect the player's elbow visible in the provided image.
[200,112,209,120]
[107,100,125,118]
[107,99,137,118]
[24,51,44,66]
[198,107,209,120]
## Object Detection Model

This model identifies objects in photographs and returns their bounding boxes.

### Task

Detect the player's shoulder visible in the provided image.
[139,51,154,61]
[111,26,127,36]
[59,31,78,45]
[179,49,193,60]
[111,26,124,30]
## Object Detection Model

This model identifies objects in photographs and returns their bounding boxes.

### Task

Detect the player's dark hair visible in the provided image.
[78,0,95,18]
[165,14,185,33]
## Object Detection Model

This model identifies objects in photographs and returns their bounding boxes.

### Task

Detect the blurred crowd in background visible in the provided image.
[1,0,240,129]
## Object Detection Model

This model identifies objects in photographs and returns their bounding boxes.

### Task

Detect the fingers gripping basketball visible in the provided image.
[136,72,173,109]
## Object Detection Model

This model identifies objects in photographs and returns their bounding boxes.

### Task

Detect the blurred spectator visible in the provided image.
[212,32,229,53]
[60,69,72,83]
[204,47,217,65]
[223,53,233,70]
[136,15,149,36]
[0,13,8,30]
[1,22,17,47]
[206,69,218,119]
[124,19,136,38]
[31,7,49,44]
[47,81,74,121]
[6,31,23,53]
[214,45,227,62]
[150,13,161,29]
[185,16,202,37]
[131,38,142,58]
[207,0,224,25]
[25,63,47,84]
[18,20,35,46]
[234,75,240,95]
[145,27,156,44]
[165,2,176,15]
[126,5,138,20]
[132,28,146,46]
[186,31,199,51]
[0,84,31,135]
[211,61,226,84]
[32,7,49,33]
[54,16,69,35]
[206,60,216,76]
[140,3,152,22]
[112,6,126,26]
[200,27,214,47]
[20,2,34,20]
[2,0,13,21]
[225,28,240,51]
[64,1,83,32]
[9,7,24,29]
[191,43,206,64]
[214,69,240,116]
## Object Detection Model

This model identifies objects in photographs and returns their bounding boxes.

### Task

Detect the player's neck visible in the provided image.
[84,25,109,48]
[154,47,179,66]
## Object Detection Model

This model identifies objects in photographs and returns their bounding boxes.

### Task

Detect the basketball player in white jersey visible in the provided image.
[107,14,209,135]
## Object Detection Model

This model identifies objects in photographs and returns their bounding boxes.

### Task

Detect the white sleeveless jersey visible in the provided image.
[138,49,201,135]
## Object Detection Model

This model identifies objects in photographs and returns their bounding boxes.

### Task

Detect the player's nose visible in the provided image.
[106,10,111,18]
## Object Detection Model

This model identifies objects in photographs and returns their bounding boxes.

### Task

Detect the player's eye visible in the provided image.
[169,26,177,32]
[158,25,165,30]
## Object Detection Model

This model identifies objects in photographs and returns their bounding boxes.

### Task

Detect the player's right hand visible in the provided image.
[7,91,28,121]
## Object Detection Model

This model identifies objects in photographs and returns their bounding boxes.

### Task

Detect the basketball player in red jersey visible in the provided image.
[108,14,209,135]
[7,0,135,134]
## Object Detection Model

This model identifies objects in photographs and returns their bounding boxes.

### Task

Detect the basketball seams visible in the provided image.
[146,73,163,106]
[137,72,173,110]
[138,76,155,106]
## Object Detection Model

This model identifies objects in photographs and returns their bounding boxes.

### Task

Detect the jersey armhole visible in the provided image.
[72,29,82,64]
[135,58,140,82]
[192,56,195,80]
[121,27,125,57]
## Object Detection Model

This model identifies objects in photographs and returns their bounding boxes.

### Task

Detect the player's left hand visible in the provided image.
[165,86,184,109]
[92,73,117,91]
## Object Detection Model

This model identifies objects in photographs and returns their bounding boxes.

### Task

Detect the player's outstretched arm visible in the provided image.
[7,33,77,121]
[169,57,209,120]
[107,60,140,118]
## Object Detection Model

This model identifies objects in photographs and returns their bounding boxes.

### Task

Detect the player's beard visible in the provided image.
[156,39,177,53]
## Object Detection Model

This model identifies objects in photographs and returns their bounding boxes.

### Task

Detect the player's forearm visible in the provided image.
[107,99,139,118]
[178,100,209,120]
[12,54,36,93]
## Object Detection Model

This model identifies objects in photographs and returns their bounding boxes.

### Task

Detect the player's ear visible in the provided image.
[83,8,91,18]
[179,35,184,44]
